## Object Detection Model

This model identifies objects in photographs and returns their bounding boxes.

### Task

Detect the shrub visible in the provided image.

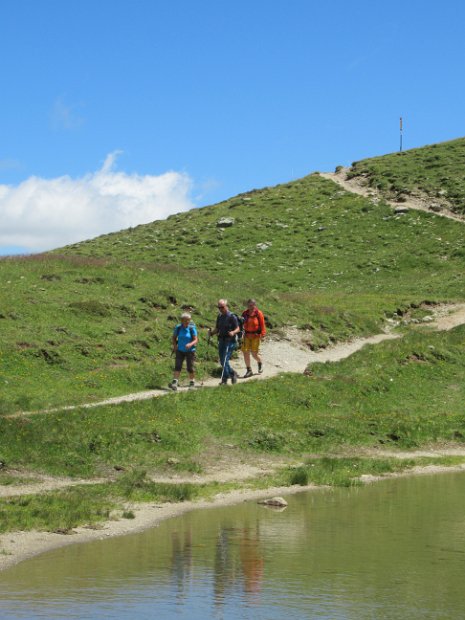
[289,467,309,486]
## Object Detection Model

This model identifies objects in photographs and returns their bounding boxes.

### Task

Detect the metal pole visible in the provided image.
[400,116,403,152]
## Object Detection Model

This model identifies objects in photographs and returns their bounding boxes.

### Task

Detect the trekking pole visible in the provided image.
[206,330,212,361]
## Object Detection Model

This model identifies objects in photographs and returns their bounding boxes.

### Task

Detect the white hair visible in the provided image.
[181,312,191,320]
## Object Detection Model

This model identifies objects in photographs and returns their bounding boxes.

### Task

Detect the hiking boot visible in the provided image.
[188,381,195,389]
[231,372,238,385]
[168,380,178,391]
[219,379,228,386]
[258,363,263,374]
[243,369,253,378]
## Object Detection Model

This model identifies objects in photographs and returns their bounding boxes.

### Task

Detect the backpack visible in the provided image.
[242,309,264,335]
[231,313,245,347]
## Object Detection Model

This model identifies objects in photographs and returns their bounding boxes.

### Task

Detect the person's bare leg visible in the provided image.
[243,349,253,377]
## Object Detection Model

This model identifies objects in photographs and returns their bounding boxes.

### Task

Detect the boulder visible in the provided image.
[258,496,288,507]
[217,217,235,228]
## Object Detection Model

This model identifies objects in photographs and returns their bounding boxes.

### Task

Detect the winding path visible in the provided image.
[10,303,465,417]
[320,168,465,223]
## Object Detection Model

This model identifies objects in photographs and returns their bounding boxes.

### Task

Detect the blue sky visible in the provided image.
[1,0,465,253]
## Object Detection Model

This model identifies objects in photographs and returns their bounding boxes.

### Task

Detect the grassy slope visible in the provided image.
[346,136,465,214]
[2,326,465,532]
[3,326,465,478]
[3,139,465,533]
[2,172,465,411]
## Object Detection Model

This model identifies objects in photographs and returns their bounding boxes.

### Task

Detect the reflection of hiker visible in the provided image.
[242,299,266,378]
[209,299,240,385]
[239,524,264,595]
[169,312,198,391]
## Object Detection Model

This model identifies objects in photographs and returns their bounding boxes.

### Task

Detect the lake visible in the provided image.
[1,472,465,619]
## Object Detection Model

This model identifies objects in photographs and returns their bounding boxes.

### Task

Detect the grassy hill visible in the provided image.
[3,138,465,536]
[1,167,465,412]
[346,136,465,214]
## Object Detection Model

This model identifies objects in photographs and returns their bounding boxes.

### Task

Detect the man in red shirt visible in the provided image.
[241,298,266,378]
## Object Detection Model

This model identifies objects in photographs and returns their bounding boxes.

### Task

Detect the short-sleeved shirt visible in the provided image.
[173,323,197,352]
[216,311,239,339]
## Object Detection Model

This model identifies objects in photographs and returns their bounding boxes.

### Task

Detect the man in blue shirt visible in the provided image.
[169,312,198,391]
[209,299,240,385]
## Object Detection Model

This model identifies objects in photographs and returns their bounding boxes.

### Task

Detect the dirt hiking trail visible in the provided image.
[13,302,465,417]
[320,168,465,223]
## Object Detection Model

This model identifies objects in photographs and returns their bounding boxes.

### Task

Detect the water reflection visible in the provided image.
[2,474,465,619]
[213,522,265,604]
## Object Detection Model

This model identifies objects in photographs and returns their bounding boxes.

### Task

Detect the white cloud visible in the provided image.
[0,153,195,252]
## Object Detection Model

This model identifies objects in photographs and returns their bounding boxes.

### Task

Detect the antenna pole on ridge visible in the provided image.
[399,116,403,152]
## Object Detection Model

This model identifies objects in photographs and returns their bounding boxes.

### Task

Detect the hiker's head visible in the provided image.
[217,299,228,314]
[247,298,257,311]
[181,312,191,324]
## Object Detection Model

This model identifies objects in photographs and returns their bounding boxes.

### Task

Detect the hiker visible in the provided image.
[208,299,240,385]
[169,312,198,391]
[241,298,266,378]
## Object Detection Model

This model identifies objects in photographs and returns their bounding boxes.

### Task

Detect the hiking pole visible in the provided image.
[206,330,212,361]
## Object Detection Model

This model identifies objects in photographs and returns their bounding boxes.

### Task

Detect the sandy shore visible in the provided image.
[0,483,322,573]
[2,460,465,573]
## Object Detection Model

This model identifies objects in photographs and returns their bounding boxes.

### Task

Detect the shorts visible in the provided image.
[175,350,196,373]
[242,335,261,353]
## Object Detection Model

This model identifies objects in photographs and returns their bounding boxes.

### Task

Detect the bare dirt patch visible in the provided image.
[320,168,465,223]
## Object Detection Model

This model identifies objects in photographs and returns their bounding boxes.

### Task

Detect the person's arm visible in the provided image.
[172,333,178,351]
[228,316,240,337]
[209,315,219,337]
[258,310,266,337]
[185,327,199,349]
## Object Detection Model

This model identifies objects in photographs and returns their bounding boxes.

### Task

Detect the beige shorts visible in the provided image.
[242,335,261,353]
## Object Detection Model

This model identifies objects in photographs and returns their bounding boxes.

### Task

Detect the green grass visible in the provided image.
[3,325,465,480]
[284,455,465,488]
[3,136,465,536]
[0,456,462,535]
[1,171,465,411]
[0,474,34,486]
[0,486,115,533]
[347,136,465,214]
[0,473,201,534]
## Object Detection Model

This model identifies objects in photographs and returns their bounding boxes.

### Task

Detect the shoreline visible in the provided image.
[2,461,465,574]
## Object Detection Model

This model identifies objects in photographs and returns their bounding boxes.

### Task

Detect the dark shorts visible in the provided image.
[175,350,196,373]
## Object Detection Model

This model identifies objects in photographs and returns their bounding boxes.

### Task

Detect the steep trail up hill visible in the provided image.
[320,168,465,223]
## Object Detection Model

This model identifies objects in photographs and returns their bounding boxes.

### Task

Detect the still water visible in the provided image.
[2,472,465,619]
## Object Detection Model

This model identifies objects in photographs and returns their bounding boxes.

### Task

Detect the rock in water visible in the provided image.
[258,496,288,507]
